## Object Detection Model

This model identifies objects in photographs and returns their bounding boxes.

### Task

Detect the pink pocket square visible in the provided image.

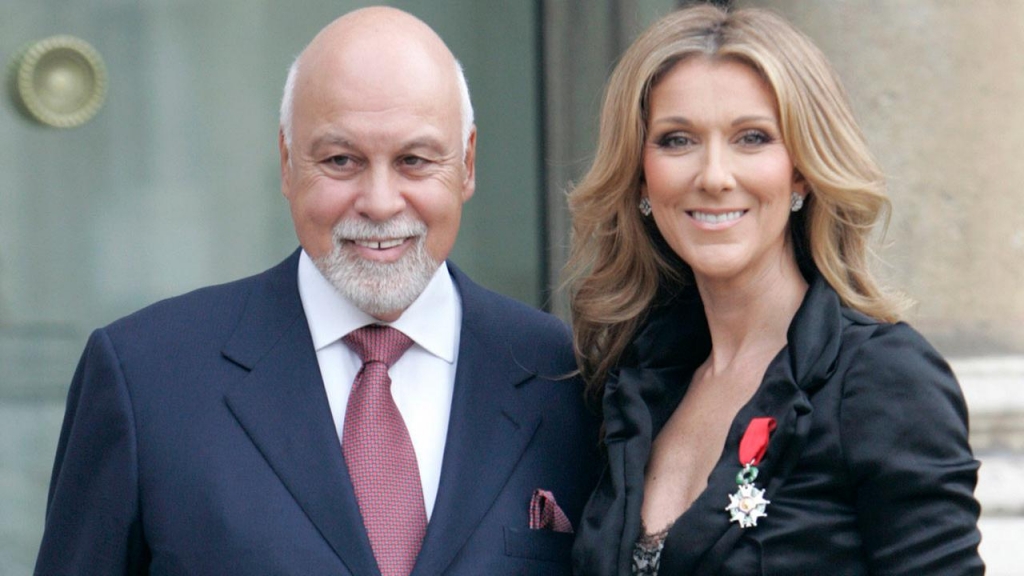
[529,488,574,533]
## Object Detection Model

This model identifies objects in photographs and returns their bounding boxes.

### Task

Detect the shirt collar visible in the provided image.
[297,250,460,363]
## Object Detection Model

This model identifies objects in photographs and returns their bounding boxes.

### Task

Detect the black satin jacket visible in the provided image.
[572,273,983,575]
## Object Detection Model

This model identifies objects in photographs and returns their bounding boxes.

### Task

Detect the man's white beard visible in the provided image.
[312,216,440,318]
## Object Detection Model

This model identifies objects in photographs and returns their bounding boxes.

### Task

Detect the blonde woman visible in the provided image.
[566,5,983,575]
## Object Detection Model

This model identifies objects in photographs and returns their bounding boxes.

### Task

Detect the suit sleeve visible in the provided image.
[34,329,149,576]
[840,323,983,575]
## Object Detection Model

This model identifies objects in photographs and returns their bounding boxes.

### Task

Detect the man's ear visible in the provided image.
[279,128,292,200]
[461,126,477,202]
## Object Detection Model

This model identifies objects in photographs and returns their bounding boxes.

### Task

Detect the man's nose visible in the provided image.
[355,166,405,222]
[696,141,736,194]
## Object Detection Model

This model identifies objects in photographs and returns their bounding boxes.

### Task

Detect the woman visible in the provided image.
[566,5,983,575]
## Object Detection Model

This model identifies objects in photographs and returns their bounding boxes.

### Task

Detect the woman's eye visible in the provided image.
[738,131,772,146]
[657,134,692,148]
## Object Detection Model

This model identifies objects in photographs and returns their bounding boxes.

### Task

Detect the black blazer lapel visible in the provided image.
[661,358,814,575]
[221,251,379,576]
[412,266,541,576]
[661,275,845,576]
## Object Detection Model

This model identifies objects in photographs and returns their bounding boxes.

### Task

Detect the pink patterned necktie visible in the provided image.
[342,325,425,576]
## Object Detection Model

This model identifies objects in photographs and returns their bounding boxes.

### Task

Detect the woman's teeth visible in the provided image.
[691,210,744,224]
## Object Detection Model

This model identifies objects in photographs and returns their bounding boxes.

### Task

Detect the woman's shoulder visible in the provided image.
[839,305,937,350]
[837,308,952,380]
[834,309,970,438]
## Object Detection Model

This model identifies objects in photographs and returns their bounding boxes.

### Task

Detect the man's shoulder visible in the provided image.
[448,263,574,365]
[450,264,567,330]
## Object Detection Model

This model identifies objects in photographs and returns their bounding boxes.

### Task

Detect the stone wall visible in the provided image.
[743,0,1024,358]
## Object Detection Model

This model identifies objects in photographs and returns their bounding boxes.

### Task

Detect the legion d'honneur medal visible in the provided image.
[726,417,776,528]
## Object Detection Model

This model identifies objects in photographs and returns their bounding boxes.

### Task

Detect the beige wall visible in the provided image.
[742,0,1024,356]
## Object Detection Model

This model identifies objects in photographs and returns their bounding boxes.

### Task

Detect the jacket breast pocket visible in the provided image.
[503,526,574,563]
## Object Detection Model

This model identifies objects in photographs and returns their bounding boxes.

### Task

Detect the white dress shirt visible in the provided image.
[296,250,461,520]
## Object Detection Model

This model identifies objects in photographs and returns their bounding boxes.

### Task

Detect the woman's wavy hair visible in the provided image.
[565,4,907,400]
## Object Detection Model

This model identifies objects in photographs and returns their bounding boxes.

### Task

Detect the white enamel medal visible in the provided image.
[726,462,770,528]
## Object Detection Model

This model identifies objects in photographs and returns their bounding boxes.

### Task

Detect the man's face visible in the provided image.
[280,48,475,320]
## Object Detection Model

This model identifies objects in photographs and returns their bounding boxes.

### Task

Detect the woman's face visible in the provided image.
[642,57,804,286]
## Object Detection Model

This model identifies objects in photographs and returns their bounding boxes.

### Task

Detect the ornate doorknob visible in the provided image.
[8,35,108,128]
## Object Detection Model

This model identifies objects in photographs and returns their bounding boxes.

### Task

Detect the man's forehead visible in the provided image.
[288,9,466,153]
[307,125,455,154]
[296,77,461,144]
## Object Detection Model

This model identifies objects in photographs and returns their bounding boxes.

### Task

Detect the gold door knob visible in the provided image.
[8,35,108,128]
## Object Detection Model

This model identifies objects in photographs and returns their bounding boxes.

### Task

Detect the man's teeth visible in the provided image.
[355,238,405,250]
[692,210,744,224]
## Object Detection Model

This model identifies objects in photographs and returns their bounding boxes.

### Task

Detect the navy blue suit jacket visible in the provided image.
[35,250,600,575]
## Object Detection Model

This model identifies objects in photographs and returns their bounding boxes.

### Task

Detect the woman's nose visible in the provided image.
[696,141,736,194]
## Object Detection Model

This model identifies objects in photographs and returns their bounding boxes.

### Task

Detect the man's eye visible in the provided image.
[328,155,352,167]
[400,156,426,167]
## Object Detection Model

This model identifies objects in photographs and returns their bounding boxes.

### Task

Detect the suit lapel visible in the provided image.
[221,251,379,576]
[412,266,541,576]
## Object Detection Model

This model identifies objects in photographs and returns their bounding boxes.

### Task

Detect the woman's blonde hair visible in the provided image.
[565,4,907,398]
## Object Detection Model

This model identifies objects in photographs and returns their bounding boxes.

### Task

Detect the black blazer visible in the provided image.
[573,273,983,575]
[35,250,601,575]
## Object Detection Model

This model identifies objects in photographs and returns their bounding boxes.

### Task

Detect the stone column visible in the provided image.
[540,0,681,316]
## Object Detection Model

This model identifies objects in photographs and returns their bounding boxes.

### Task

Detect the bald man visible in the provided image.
[34,7,599,576]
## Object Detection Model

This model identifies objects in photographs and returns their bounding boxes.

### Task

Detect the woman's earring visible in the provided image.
[790,192,804,212]
[639,197,652,217]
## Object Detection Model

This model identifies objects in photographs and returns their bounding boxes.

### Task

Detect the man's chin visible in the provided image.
[314,245,440,319]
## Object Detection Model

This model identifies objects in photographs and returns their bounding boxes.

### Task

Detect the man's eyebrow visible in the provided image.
[309,133,353,150]
[401,137,447,154]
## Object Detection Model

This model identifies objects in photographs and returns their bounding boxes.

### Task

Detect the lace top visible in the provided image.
[632,523,671,575]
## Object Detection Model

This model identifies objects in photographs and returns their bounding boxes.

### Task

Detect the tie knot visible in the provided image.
[343,325,414,367]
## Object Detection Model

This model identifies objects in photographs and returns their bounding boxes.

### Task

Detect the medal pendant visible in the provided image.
[725,463,770,528]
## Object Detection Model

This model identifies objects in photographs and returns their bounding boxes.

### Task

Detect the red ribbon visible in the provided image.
[738,417,776,466]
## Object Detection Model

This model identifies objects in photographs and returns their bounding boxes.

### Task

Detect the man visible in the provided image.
[34,7,599,575]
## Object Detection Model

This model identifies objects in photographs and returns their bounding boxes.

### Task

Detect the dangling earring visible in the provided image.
[790,191,804,212]
[639,197,652,217]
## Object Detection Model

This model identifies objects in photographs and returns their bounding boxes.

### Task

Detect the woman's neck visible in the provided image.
[694,256,808,378]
